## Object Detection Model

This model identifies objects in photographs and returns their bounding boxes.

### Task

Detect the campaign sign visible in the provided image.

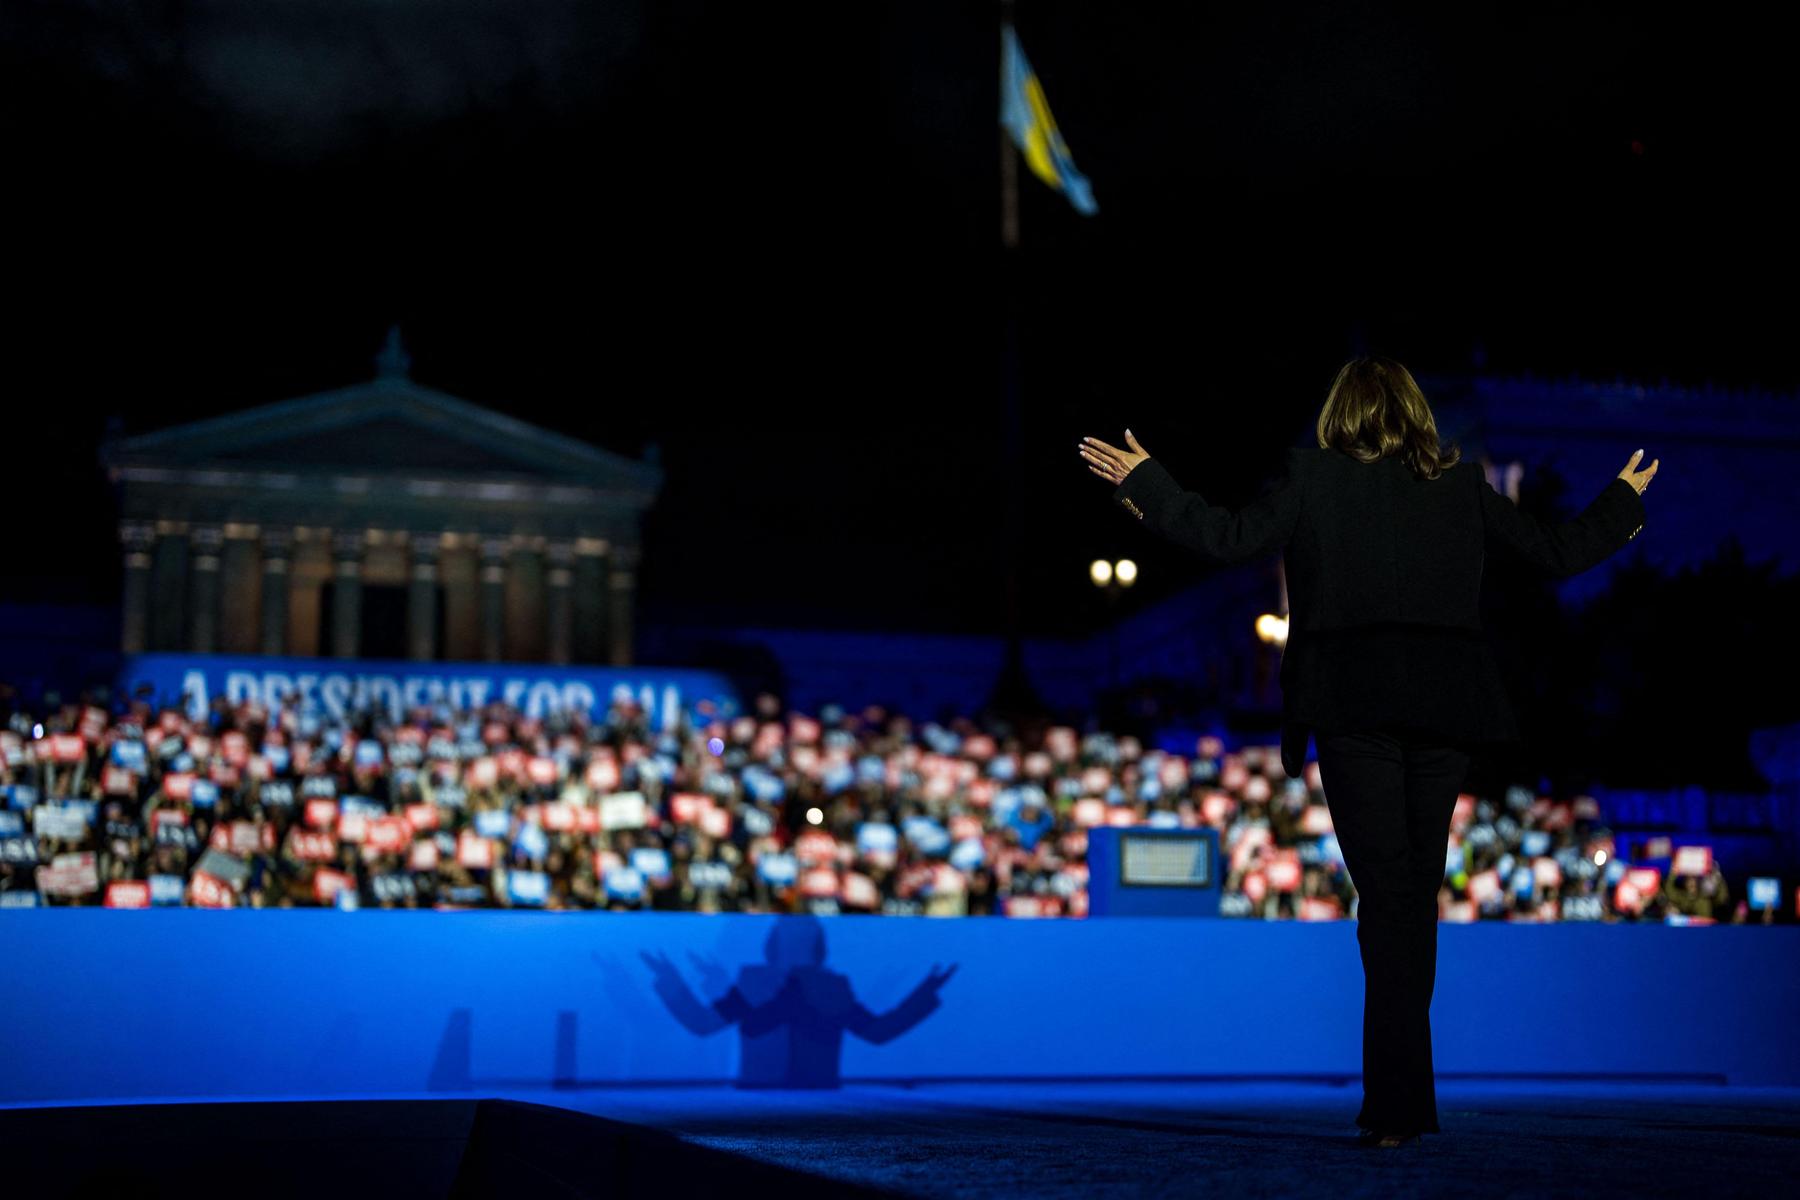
[599,791,648,831]
[188,871,234,908]
[40,852,99,896]
[1746,877,1779,910]
[117,653,738,731]
[0,836,35,866]
[149,874,186,906]
[33,805,90,842]
[756,852,798,886]
[456,831,493,870]
[286,830,337,863]
[408,840,439,872]
[630,847,672,880]
[688,861,732,890]
[313,869,354,903]
[1672,845,1713,877]
[104,880,152,908]
[505,869,550,906]
[698,805,731,838]
[602,866,644,900]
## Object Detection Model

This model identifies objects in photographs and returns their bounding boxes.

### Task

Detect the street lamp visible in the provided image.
[1090,558,1137,691]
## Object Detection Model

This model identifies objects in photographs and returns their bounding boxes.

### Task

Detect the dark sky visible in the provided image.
[4,1,1793,636]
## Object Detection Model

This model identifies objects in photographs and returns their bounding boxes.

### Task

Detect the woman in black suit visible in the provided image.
[1078,355,1658,1148]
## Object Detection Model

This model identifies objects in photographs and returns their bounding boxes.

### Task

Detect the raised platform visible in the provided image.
[7,1081,1797,1199]
[4,911,1798,1105]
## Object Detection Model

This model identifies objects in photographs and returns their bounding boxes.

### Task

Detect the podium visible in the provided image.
[1086,826,1221,917]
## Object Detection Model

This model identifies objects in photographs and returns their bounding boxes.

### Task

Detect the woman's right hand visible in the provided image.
[1618,449,1659,495]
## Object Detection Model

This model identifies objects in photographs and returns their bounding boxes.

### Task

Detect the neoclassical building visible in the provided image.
[101,329,661,665]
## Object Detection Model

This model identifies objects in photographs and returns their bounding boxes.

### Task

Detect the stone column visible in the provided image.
[507,540,546,662]
[572,537,608,664]
[606,543,640,667]
[407,533,441,662]
[480,537,508,663]
[259,529,292,656]
[148,521,189,652]
[119,521,156,654]
[187,524,223,654]
[545,539,574,666]
[330,530,365,659]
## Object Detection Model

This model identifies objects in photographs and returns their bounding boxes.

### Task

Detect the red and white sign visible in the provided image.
[1265,856,1303,892]
[337,812,369,843]
[228,821,272,856]
[1299,806,1333,835]
[365,817,410,854]
[456,831,493,870]
[669,793,710,824]
[313,869,354,904]
[794,829,838,865]
[1625,866,1661,894]
[1533,857,1563,888]
[104,880,152,908]
[285,830,337,862]
[102,766,137,796]
[466,757,499,790]
[698,806,731,839]
[163,772,195,801]
[799,867,839,897]
[840,872,880,909]
[40,852,100,896]
[585,757,621,793]
[527,756,559,787]
[48,733,87,764]
[1299,896,1342,921]
[304,799,337,830]
[405,803,439,832]
[189,871,235,908]
[408,840,440,872]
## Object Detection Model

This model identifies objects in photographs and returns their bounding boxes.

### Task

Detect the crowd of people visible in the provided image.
[0,684,1770,922]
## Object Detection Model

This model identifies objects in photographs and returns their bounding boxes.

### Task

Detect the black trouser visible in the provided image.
[1314,725,1472,1135]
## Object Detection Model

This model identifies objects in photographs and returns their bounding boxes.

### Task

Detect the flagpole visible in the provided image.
[1000,1,1020,250]
[989,0,1040,720]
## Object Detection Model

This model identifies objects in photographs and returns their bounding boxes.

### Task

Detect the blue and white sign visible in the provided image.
[117,653,740,731]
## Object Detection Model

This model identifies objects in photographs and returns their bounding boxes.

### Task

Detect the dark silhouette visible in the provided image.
[640,915,957,1088]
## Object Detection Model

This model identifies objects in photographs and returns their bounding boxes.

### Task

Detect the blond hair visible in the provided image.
[1316,355,1461,480]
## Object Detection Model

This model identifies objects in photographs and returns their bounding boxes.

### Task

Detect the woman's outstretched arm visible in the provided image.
[1081,432,1304,565]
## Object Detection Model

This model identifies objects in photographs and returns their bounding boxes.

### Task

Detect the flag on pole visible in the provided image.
[1000,25,1097,215]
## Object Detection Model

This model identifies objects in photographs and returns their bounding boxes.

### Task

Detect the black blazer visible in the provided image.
[1112,445,1647,778]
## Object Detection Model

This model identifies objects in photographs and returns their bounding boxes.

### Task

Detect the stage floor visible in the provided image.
[497,1077,1800,1198]
[7,1079,1797,1198]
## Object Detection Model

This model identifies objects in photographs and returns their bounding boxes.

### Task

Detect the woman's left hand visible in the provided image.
[1079,430,1151,485]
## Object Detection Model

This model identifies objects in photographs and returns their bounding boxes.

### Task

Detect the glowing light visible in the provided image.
[1114,559,1138,585]
[806,807,824,825]
[32,724,44,739]
[1089,559,1112,586]
[1254,613,1290,645]
[1595,851,1607,865]
[707,736,724,755]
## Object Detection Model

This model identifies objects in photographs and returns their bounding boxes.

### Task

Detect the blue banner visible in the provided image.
[116,654,740,730]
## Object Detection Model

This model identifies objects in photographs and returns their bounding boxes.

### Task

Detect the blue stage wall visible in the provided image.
[2,913,1796,1106]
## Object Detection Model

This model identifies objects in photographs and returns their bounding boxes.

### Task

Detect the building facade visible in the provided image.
[101,329,661,665]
